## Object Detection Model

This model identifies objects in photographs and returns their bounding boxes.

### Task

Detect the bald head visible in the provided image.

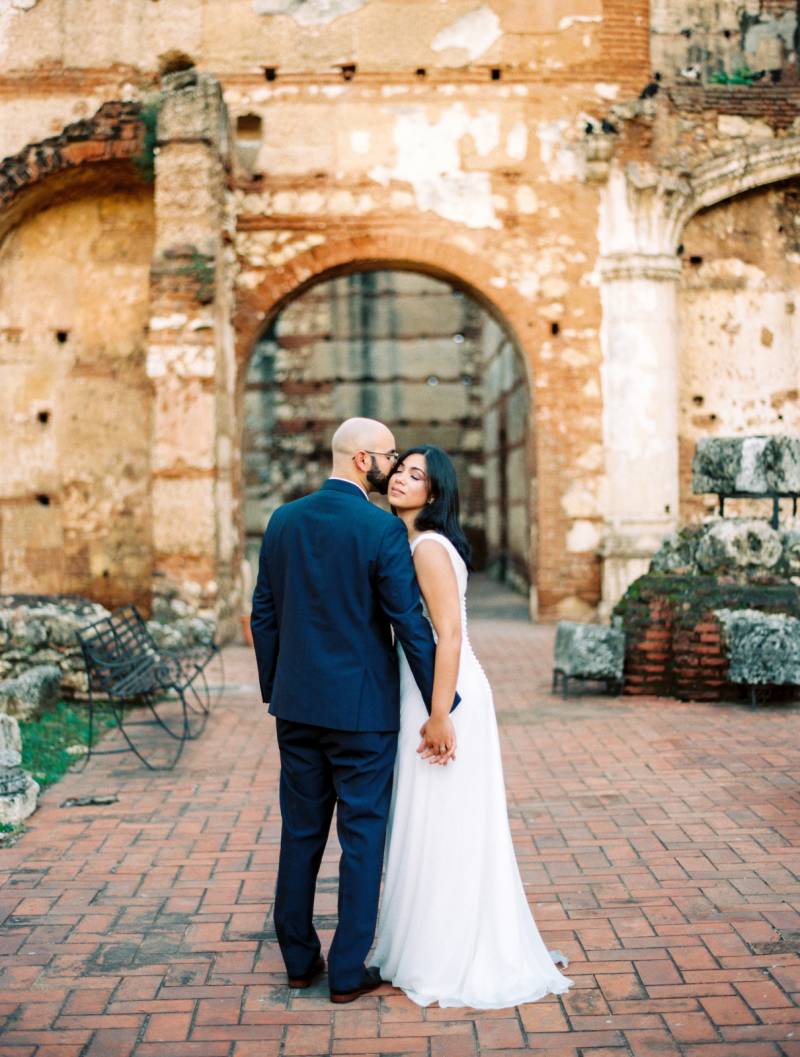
[331,417,394,462]
[330,417,397,493]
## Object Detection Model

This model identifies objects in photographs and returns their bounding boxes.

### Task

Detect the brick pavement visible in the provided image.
[1,605,800,1056]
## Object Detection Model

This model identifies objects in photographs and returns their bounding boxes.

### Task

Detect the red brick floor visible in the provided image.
[1,617,800,1056]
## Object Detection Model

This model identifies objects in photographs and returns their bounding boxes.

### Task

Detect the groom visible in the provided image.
[251,417,442,1003]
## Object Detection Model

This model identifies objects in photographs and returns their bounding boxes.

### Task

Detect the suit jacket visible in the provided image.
[251,478,439,732]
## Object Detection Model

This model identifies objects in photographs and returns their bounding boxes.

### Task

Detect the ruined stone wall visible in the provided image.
[678,182,800,522]
[0,190,154,611]
[650,0,798,86]
[0,0,654,621]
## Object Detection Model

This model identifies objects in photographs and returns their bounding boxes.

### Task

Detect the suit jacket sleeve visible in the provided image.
[251,526,279,704]
[375,518,459,714]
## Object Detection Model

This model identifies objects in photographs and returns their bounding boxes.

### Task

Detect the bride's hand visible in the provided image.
[417,716,456,765]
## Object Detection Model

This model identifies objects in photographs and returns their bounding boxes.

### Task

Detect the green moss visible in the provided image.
[19,700,115,791]
[614,573,800,629]
[710,65,759,85]
[133,98,161,183]
[185,251,215,303]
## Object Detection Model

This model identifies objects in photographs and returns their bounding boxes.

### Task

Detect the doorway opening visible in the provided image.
[243,268,531,599]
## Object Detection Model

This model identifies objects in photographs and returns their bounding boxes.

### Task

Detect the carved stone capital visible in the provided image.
[599,251,682,283]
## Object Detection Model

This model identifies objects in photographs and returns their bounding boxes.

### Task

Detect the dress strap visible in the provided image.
[410,531,451,555]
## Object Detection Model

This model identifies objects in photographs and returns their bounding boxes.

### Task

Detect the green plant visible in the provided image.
[710,65,759,86]
[134,98,161,183]
[186,250,215,303]
[19,700,115,790]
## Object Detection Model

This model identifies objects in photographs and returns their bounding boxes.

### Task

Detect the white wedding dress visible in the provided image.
[373,531,573,1009]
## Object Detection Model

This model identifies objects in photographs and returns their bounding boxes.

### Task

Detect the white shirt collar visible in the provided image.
[328,476,369,500]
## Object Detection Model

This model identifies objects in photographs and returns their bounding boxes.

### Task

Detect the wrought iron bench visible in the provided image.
[77,604,218,770]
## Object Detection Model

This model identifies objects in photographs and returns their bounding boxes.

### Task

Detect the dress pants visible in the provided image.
[274,718,397,992]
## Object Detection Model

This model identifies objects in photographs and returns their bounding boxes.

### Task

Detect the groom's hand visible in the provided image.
[417,716,456,766]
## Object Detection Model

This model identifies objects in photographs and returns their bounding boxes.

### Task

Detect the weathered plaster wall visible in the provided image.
[650,0,798,85]
[678,182,800,522]
[0,189,155,609]
[0,0,654,621]
[230,75,613,617]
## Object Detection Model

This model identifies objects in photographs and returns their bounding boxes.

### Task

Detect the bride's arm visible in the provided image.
[412,540,462,765]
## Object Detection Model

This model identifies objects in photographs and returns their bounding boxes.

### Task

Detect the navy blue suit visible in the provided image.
[251,478,438,991]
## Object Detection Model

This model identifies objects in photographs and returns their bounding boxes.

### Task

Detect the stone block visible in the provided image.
[716,608,800,686]
[0,714,39,826]
[0,665,61,721]
[554,621,625,680]
[692,436,800,497]
[696,519,783,574]
[158,71,227,149]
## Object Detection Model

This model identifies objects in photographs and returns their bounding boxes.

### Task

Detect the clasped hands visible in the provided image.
[417,715,457,766]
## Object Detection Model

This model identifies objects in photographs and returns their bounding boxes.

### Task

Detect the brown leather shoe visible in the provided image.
[288,955,325,989]
[330,966,384,1004]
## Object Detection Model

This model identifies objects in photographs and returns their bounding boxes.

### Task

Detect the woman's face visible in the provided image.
[389,452,430,513]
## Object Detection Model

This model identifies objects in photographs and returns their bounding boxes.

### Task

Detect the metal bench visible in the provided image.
[77,604,218,770]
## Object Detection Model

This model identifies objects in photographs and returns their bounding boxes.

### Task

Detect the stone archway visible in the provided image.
[234,235,541,616]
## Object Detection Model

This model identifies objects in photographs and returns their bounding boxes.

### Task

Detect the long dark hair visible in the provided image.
[390,445,472,569]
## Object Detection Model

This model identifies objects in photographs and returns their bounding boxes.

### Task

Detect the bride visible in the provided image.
[372,445,573,1009]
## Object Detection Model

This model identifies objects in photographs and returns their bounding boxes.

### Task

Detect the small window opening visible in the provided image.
[415,68,427,78]
[339,64,356,81]
[264,67,278,82]
[692,395,704,406]
[689,255,703,266]
[236,113,263,143]
[55,330,69,344]
[37,410,50,424]
[550,322,560,336]
[490,68,502,81]
[35,494,50,506]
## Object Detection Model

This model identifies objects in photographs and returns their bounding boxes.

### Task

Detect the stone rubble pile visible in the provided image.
[0,665,61,721]
[650,518,800,581]
[0,594,215,700]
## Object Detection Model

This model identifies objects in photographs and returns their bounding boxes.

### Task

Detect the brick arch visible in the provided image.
[234,232,544,612]
[234,234,538,391]
[0,101,146,244]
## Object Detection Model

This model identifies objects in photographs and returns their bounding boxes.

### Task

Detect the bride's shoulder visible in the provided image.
[410,530,448,552]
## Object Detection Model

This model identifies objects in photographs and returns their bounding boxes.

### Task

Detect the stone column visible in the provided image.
[146,71,238,635]
[599,251,682,616]
[0,714,38,826]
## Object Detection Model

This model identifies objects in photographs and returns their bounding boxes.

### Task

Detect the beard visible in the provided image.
[366,457,391,495]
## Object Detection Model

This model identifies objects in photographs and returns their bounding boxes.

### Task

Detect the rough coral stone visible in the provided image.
[716,608,800,686]
[554,621,625,680]
[0,665,61,721]
[693,435,800,497]
[695,518,783,574]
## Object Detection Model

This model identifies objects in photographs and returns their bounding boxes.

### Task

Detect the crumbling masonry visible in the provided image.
[1,0,799,633]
